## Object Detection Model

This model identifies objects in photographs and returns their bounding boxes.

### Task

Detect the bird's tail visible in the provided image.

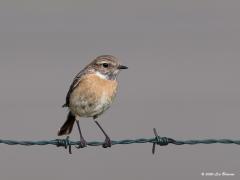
[58,112,75,136]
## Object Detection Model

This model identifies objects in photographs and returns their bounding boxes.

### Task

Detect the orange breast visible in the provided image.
[69,74,118,117]
[77,74,118,100]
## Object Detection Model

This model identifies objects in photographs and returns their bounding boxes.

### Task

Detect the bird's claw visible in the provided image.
[76,139,87,149]
[103,137,112,148]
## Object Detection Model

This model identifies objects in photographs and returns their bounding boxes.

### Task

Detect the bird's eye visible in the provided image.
[102,63,109,68]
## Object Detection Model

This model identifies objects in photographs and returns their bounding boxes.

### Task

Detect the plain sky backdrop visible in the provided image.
[0,0,240,179]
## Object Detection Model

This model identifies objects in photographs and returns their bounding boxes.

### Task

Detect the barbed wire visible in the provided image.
[0,128,240,154]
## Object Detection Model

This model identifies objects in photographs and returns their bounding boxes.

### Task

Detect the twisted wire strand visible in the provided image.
[0,128,240,154]
[1,138,240,146]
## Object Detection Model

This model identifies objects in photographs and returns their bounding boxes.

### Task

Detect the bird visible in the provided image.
[58,55,128,148]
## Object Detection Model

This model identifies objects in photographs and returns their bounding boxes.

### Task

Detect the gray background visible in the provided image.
[0,0,240,179]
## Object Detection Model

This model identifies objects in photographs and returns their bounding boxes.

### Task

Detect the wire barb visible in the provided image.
[56,136,72,154]
[152,128,175,154]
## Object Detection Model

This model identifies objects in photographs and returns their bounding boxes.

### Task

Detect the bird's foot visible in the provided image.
[76,138,87,149]
[103,137,112,148]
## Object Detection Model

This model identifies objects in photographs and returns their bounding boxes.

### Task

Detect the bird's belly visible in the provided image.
[69,93,113,118]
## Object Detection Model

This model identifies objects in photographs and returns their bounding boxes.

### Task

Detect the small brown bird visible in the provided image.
[58,55,128,148]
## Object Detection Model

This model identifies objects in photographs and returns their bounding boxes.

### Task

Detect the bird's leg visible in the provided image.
[76,120,87,148]
[94,120,112,148]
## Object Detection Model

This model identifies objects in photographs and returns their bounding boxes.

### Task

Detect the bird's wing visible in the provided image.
[62,69,86,107]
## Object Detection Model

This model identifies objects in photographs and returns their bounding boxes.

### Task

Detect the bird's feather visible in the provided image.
[62,69,87,107]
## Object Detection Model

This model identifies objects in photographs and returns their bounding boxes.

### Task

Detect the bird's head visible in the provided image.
[88,55,128,80]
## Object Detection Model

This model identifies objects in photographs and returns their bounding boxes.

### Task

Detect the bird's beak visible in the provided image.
[118,65,128,69]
